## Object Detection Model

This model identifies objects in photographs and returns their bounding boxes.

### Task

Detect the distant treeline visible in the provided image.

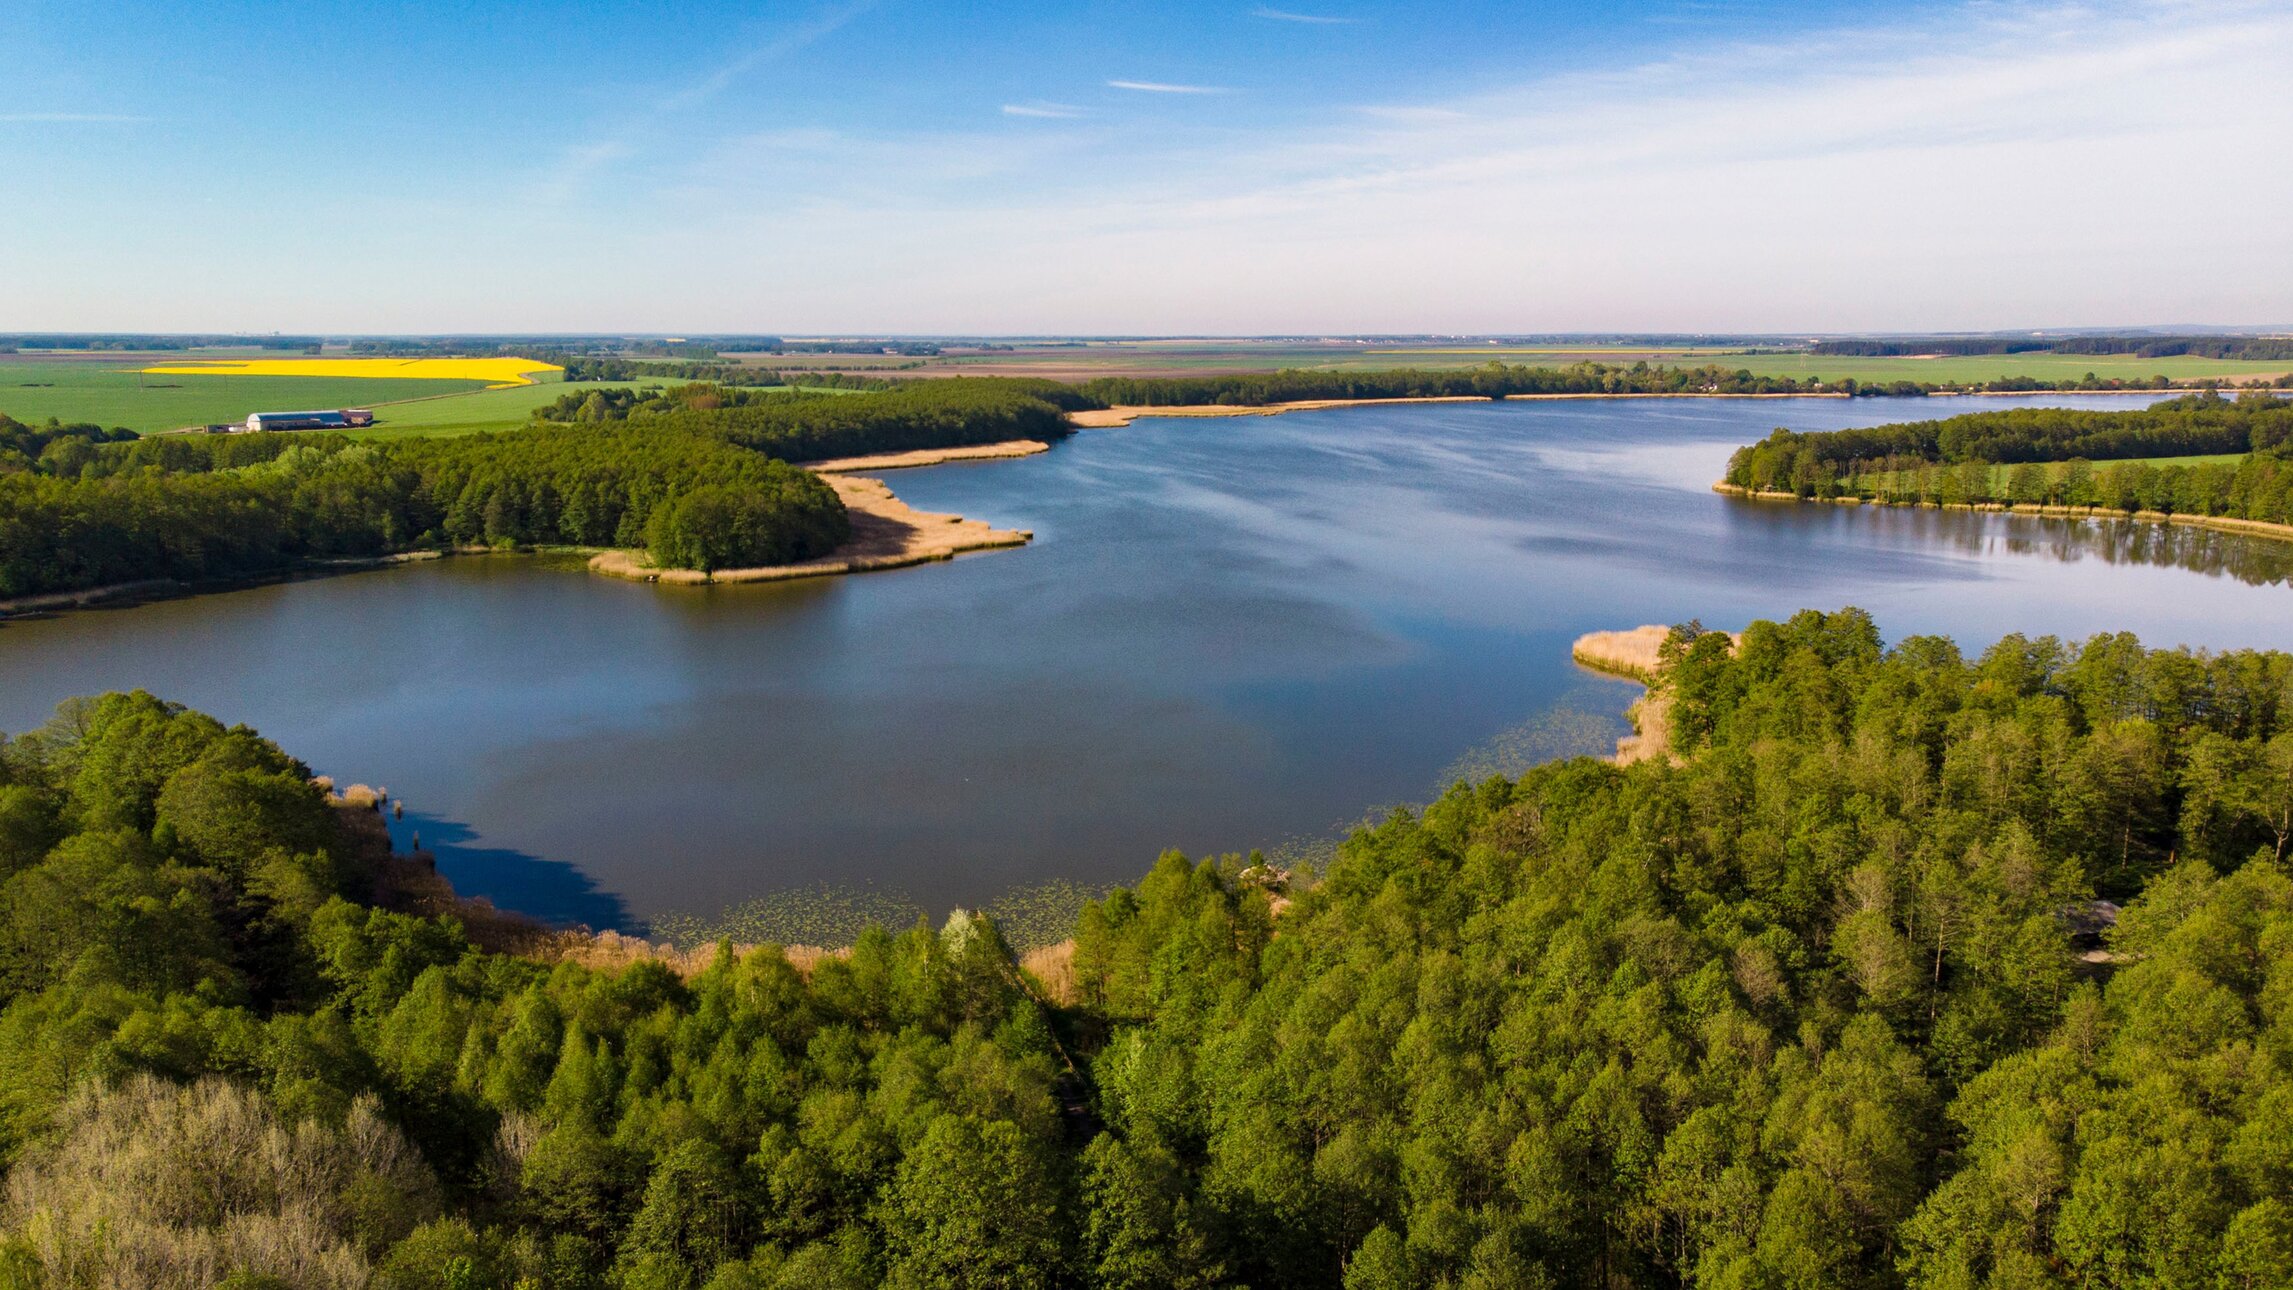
[1070,361,2243,407]
[0,335,320,352]
[1812,335,2293,361]
[536,378,1085,461]
[549,358,902,391]
[1725,392,2293,525]
[0,417,847,598]
[1076,362,1829,405]
[344,338,787,360]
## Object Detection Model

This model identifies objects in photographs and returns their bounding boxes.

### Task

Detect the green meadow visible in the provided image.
[0,360,491,433]
[342,379,682,439]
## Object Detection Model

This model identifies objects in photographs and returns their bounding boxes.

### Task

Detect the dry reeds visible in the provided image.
[1020,940,1078,1005]
[1570,625,1674,682]
[1570,625,1741,766]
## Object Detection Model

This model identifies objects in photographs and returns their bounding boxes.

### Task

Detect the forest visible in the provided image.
[545,362,897,392]
[1724,392,2293,524]
[1077,363,1828,406]
[0,416,848,597]
[0,380,1087,599]
[1070,362,2225,408]
[1,610,2289,1288]
[534,379,1084,460]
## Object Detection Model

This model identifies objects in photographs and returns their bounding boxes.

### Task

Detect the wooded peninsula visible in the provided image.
[1722,391,2293,527]
[11,367,2288,607]
[1,610,2288,1286]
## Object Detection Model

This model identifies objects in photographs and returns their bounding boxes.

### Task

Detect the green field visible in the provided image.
[342,379,681,438]
[0,359,494,433]
[341,380,872,438]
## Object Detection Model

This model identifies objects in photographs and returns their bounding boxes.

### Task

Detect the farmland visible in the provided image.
[341,378,683,438]
[0,358,493,433]
[138,356,560,385]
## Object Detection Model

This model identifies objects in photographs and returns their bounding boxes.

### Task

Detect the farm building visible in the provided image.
[244,408,375,432]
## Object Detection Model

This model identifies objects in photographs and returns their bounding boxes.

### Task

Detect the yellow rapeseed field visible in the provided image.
[139,357,563,387]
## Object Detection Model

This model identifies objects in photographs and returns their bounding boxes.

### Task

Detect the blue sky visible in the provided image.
[2,0,2288,333]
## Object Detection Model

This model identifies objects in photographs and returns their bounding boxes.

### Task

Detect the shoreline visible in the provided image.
[1712,481,2293,546]
[1571,625,1743,767]
[0,550,453,621]
[588,472,1030,586]
[4,452,1043,618]
[1571,626,1674,766]
[799,439,1051,473]
[1071,387,2186,429]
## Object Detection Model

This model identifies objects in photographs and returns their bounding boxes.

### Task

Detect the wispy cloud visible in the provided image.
[1107,80,1229,94]
[1002,102,1084,118]
[646,0,2293,333]
[654,1,878,115]
[0,112,145,123]
[536,0,877,202]
[1253,7,1357,23]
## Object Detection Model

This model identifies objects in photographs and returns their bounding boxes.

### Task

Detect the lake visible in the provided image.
[3,395,2287,938]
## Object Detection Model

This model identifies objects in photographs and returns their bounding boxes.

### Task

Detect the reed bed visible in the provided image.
[1019,940,1078,1005]
[1570,625,1673,682]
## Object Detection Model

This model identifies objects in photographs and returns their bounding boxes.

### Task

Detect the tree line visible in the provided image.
[0,418,848,597]
[547,362,900,392]
[536,379,1084,460]
[1068,362,2259,408]
[1075,362,1832,406]
[1,610,2290,1286]
[1812,336,2293,361]
[1724,392,2293,525]
[0,380,1089,597]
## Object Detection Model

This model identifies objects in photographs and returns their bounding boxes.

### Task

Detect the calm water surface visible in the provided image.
[3,396,2287,931]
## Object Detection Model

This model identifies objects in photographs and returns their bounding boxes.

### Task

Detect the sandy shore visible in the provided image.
[1069,396,1495,428]
[800,439,1051,473]
[589,473,1029,586]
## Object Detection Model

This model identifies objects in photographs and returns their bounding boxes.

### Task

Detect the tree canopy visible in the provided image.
[1,611,2289,1286]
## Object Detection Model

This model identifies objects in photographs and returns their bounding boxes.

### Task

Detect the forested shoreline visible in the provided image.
[0,420,847,599]
[0,381,1084,600]
[9,375,2290,606]
[1725,392,2293,526]
[2,612,2290,1287]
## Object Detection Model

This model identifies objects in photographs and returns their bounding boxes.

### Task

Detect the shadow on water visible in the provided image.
[387,811,642,935]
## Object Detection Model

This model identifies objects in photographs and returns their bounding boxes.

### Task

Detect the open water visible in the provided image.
[3,395,2286,934]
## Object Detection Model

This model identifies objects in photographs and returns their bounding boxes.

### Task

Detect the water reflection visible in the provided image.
[1725,502,2293,587]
